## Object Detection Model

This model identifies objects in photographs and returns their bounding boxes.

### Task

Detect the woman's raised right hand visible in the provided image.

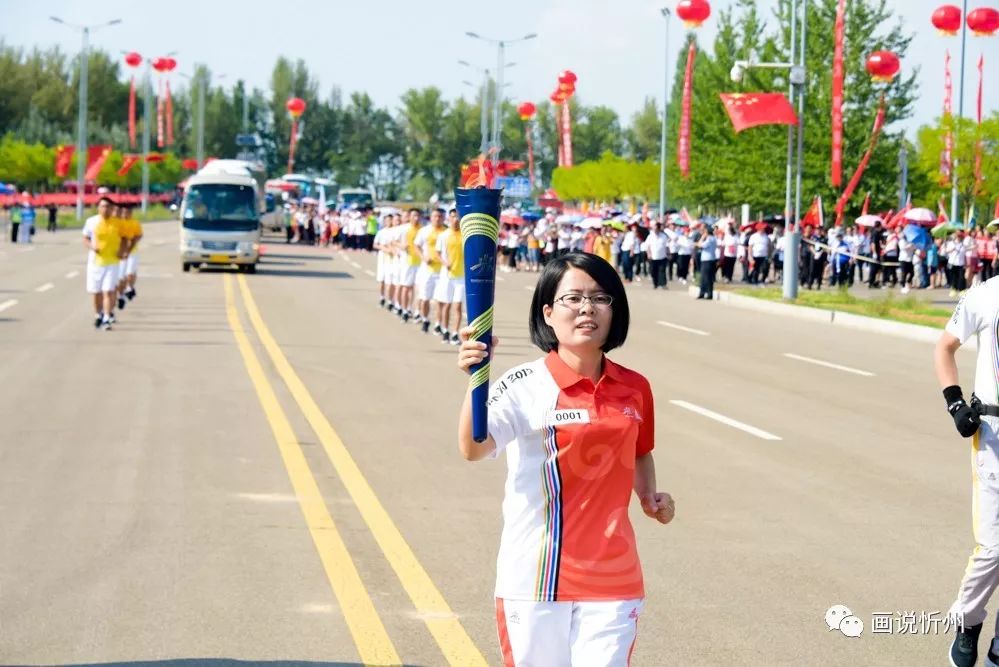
[456,326,499,374]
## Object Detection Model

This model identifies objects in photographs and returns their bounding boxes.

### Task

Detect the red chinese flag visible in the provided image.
[719,93,798,132]
[800,196,823,228]
[84,145,113,181]
[54,145,75,178]
[117,154,141,177]
[678,42,696,178]
[831,0,846,188]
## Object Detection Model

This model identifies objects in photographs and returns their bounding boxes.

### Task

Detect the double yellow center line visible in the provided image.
[223,273,486,666]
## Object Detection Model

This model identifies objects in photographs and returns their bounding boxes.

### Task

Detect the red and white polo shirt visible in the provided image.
[486,351,655,602]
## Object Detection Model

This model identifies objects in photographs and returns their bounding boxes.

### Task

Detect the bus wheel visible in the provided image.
[182,262,191,273]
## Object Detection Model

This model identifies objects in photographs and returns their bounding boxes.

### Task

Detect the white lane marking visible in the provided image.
[349,261,361,269]
[669,400,782,441]
[782,353,875,377]
[364,269,375,277]
[497,276,505,282]
[65,271,80,279]
[0,299,18,313]
[16,246,35,253]
[35,283,54,293]
[152,240,165,246]
[524,286,533,291]
[657,320,710,336]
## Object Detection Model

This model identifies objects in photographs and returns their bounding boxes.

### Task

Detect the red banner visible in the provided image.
[561,102,573,168]
[678,42,696,178]
[287,118,298,174]
[941,50,953,184]
[801,196,824,228]
[834,98,887,225]
[156,77,164,148]
[525,122,535,188]
[975,55,984,194]
[54,145,75,178]
[128,78,136,149]
[719,93,798,132]
[117,154,141,177]
[84,145,112,181]
[165,79,174,146]
[831,0,846,188]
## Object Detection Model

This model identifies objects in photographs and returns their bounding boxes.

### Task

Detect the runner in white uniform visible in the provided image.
[937,276,999,667]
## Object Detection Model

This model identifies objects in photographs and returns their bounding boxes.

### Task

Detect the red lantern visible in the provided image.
[932,5,962,35]
[286,97,306,118]
[518,102,536,120]
[182,158,199,170]
[967,7,999,36]
[151,57,168,73]
[162,57,177,72]
[557,70,577,86]
[124,52,142,68]
[550,91,567,104]
[676,0,711,28]
[865,50,900,82]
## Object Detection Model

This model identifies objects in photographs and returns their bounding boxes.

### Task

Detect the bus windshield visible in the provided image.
[183,184,259,232]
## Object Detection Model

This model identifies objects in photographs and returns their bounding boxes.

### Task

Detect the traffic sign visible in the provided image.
[235,133,260,147]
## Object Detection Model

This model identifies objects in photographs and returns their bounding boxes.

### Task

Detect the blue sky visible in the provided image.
[3,0,998,138]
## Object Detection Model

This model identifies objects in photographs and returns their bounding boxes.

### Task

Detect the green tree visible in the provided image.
[399,87,449,193]
[627,97,662,161]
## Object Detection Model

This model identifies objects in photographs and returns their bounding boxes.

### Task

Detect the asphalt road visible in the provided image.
[0,222,980,666]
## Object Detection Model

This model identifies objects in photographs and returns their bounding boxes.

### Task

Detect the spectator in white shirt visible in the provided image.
[645,222,670,289]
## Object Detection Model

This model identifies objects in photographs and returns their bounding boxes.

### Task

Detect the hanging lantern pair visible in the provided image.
[932,5,999,36]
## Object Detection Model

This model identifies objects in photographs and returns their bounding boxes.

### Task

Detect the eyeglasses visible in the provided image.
[554,293,614,309]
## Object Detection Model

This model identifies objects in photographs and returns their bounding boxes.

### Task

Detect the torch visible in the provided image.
[456,185,502,443]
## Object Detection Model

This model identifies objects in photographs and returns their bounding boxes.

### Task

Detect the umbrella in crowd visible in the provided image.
[902,223,932,249]
[855,214,883,227]
[904,207,936,226]
[931,221,964,238]
[986,218,999,231]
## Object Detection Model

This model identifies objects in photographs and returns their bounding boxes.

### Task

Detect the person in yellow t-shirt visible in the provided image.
[439,211,465,345]
[416,208,446,334]
[121,205,143,302]
[82,197,125,330]
[593,227,612,264]
[398,209,423,322]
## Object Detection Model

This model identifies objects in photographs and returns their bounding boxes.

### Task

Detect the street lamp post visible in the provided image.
[658,7,671,221]
[50,16,122,221]
[729,1,807,299]
[465,31,537,160]
[951,0,969,223]
[898,144,909,209]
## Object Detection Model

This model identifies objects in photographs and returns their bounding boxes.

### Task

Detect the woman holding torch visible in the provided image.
[456,250,675,665]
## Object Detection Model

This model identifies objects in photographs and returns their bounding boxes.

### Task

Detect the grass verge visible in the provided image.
[733,286,952,329]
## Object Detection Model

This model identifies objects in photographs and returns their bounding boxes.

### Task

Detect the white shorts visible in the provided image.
[125,254,138,276]
[388,258,403,286]
[433,276,465,304]
[87,264,119,294]
[399,264,419,288]
[376,252,387,283]
[415,265,438,301]
[496,598,643,667]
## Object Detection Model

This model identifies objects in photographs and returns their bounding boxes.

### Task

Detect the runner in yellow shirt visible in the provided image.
[121,205,143,303]
[82,197,125,330]
[398,209,423,322]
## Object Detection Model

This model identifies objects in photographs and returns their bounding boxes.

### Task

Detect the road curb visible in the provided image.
[687,286,974,350]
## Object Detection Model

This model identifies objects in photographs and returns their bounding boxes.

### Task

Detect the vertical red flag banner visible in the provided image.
[117,154,141,177]
[834,98,887,225]
[975,55,984,194]
[156,76,165,148]
[54,145,75,177]
[561,102,573,168]
[128,79,137,149]
[678,41,696,178]
[942,50,953,184]
[84,145,113,181]
[526,122,536,188]
[831,0,846,188]
[860,192,870,216]
[165,79,174,146]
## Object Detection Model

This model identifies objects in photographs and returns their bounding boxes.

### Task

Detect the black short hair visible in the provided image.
[97,196,115,206]
[529,252,629,353]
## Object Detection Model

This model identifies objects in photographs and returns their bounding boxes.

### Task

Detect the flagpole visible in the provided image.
[659,7,671,221]
[783,0,806,300]
[951,0,968,224]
